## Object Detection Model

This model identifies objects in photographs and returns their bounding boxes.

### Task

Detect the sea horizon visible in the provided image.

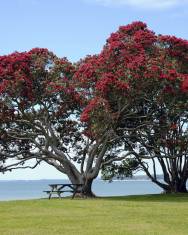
[0,179,163,201]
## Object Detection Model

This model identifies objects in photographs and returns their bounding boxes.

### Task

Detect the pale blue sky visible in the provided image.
[0,0,188,180]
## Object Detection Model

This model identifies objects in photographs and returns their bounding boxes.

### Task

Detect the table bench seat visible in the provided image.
[43,190,74,194]
[43,190,75,199]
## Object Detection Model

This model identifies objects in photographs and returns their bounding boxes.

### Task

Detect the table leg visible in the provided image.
[57,191,62,199]
[72,186,78,199]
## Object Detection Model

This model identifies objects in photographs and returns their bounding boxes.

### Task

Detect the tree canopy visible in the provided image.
[1,21,188,194]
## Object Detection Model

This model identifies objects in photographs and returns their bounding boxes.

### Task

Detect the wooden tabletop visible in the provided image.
[49,183,83,186]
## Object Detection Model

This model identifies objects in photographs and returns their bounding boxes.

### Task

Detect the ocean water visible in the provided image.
[0,179,162,201]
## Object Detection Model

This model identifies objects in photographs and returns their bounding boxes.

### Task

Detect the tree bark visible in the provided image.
[66,167,96,198]
[82,178,95,198]
[164,180,187,193]
[69,176,95,198]
[139,153,188,194]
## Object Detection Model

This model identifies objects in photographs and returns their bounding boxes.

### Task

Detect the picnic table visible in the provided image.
[44,183,83,199]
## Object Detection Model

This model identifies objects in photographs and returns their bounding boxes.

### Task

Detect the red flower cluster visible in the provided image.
[119,21,147,35]
[159,35,188,63]
[0,48,77,99]
[96,72,129,94]
[134,30,156,47]
[160,69,178,81]
[81,98,100,122]
[181,74,188,92]
[81,97,108,122]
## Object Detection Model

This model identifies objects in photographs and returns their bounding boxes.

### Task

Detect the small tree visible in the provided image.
[74,22,188,193]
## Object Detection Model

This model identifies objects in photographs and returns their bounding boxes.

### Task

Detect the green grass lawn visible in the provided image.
[0,194,188,235]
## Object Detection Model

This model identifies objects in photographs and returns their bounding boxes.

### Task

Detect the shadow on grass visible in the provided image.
[97,193,188,203]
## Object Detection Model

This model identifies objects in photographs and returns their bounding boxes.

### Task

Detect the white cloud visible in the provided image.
[86,0,186,9]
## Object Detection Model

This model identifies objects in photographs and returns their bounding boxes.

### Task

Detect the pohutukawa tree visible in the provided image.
[0,48,112,197]
[74,21,188,193]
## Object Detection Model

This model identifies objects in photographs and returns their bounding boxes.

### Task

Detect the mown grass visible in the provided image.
[0,194,188,235]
